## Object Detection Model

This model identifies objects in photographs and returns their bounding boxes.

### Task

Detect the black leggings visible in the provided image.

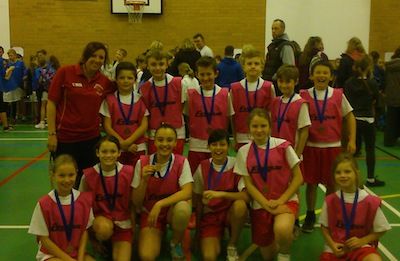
[55,136,100,188]
[356,120,376,179]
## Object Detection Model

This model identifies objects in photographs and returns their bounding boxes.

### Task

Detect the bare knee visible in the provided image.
[363,253,382,261]
[231,199,247,218]
[92,216,114,241]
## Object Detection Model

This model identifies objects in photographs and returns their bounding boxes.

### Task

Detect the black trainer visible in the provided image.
[366,178,385,187]
[302,211,316,233]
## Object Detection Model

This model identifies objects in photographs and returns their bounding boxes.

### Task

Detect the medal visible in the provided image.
[117,91,134,135]
[152,76,169,117]
[207,159,228,190]
[152,154,173,179]
[340,189,359,239]
[245,79,260,112]
[277,94,295,133]
[66,243,74,254]
[252,140,270,193]
[124,128,132,136]
[313,88,328,130]
[99,165,119,211]
[200,85,216,125]
[54,190,74,251]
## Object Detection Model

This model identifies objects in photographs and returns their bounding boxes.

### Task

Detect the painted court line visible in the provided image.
[380,194,400,200]
[0,225,29,229]
[0,150,48,187]
[0,137,48,141]
[10,130,47,133]
[0,157,48,161]
[364,186,400,218]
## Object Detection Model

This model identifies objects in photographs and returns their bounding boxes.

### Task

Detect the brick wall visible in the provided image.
[369,0,400,58]
[9,0,266,65]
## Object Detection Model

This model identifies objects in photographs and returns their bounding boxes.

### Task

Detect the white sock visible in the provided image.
[367,178,375,183]
[277,253,290,261]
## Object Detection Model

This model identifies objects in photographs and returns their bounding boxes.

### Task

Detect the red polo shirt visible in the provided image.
[48,64,114,142]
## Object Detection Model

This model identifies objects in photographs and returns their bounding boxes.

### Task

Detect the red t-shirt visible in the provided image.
[48,64,114,142]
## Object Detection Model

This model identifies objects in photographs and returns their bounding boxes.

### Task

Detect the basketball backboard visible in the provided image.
[111,0,162,14]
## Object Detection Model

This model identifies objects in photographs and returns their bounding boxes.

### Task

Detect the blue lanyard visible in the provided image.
[252,140,270,181]
[152,154,173,179]
[207,159,228,190]
[277,94,295,132]
[313,88,328,124]
[200,85,216,124]
[340,189,359,239]
[245,79,260,112]
[99,165,119,211]
[152,76,168,116]
[117,91,134,125]
[54,190,74,242]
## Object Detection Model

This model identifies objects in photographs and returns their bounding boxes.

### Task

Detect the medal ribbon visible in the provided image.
[252,140,270,182]
[54,190,74,243]
[340,189,359,239]
[277,94,295,132]
[117,91,134,125]
[207,159,228,190]
[313,88,328,124]
[152,154,173,179]
[152,76,168,116]
[200,85,216,124]
[245,79,260,112]
[99,165,119,211]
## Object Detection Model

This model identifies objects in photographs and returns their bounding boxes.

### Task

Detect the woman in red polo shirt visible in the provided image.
[47,42,114,188]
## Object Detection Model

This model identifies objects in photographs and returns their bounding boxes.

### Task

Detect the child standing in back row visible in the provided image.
[100,61,148,166]
[234,108,303,261]
[140,49,186,155]
[185,56,234,173]
[230,47,275,149]
[300,60,356,233]
[29,154,94,261]
[319,153,390,261]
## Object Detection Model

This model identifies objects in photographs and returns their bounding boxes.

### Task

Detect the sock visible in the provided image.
[277,253,290,261]
[367,178,375,183]
[306,210,315,217]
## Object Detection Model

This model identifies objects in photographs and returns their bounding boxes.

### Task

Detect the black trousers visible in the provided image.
[384,106,400,146]
[356,120,376,179]
[55,136,100,188]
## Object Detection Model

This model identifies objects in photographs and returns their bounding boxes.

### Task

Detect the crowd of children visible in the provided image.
[24,43,393,261]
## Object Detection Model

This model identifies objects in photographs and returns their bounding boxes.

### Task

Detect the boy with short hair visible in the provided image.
[140,49,186,155]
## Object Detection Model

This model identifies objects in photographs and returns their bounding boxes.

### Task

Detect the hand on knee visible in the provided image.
[93,216,114,241]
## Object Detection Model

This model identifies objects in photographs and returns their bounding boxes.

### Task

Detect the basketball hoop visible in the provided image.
[125,0,145,24]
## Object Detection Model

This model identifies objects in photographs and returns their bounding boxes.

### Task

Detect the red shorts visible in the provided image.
[139,208,170,232]
[320,246,379,261]
[200,210,229,239]
[148,139,185,155]
[119,150,145,167]
[302,146,341,186]
[250,201,298,247]
[111,225,133,242]
[188,151,211,174]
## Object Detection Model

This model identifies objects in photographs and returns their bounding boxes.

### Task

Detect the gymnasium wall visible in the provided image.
[8,0,266,65]
[7,0,400,65]
[369,0,400,59]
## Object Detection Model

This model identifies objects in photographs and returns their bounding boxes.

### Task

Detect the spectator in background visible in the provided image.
[216,45,244,88]
[0,46,13,131]
[370,51,385,90]
[3,48,25,125]
[169,38,201,77]
[335,37,366,88]
[102,48,128,80]
[383,47,400,147]
[193,33,214,57]
[298,36,329,90]
[263,19,295,82]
